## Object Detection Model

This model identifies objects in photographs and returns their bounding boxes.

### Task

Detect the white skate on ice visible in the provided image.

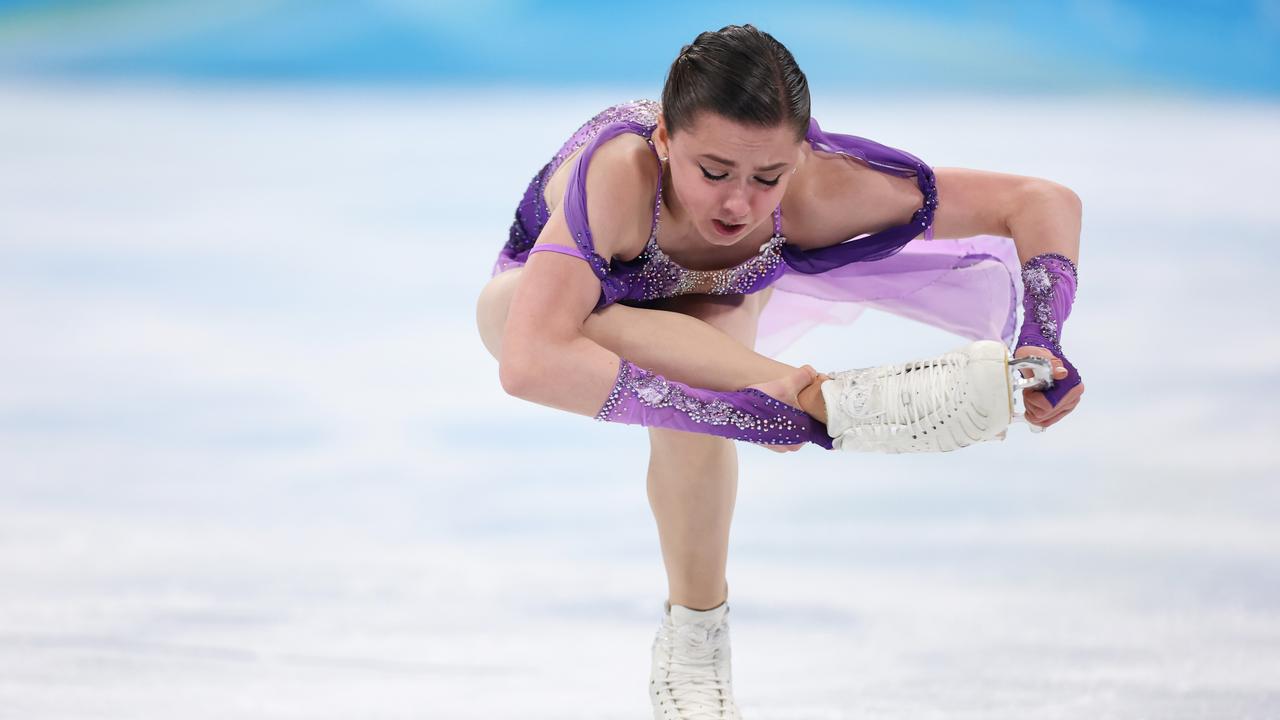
[650,600,740,720]
[820,340,1054,453]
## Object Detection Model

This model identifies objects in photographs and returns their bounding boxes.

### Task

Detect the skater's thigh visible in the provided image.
[646,286,775,348]
[476,267,524,359]
[479,267,776,357]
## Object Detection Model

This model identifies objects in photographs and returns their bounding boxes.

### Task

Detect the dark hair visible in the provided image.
[661,24,811,143]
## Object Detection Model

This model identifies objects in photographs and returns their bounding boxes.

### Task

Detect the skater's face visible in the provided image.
[657,111,804,247]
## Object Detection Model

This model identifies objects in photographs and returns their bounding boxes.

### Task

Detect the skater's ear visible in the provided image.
[654,113,670,158]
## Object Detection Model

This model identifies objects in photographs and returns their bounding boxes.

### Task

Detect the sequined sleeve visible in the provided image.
[595,358,834,449]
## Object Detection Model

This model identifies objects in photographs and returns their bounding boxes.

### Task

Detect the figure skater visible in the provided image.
[475,24,1083,719]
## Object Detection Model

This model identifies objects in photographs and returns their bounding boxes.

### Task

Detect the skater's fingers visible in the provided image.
[1024,386,1075,427]
[1044,383,1083,413]
[1042,385,1084,423]
[1023,390,1052,417]
[1035,387,1083,428]
[1041,403,1077,427]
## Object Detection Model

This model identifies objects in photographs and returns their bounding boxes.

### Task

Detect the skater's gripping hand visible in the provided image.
[1014,346,1083,429]
[746,365,822,453]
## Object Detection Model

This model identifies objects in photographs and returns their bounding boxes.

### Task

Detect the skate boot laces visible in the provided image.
[653,620,738,719]
[834,353,964,443]
[823,341,1017,452]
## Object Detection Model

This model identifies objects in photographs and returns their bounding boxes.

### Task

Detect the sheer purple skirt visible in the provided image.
[754,235,1021,357]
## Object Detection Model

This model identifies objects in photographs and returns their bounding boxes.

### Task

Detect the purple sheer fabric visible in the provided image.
[757,236,1020,356]
[597,358,834,449]
[779,117,938,274]
[1015,253,1081,407]
[527,243,586,261]
[493,98,1023,358]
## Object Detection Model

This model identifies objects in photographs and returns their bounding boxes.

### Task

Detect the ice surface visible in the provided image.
[0,82,1277,719]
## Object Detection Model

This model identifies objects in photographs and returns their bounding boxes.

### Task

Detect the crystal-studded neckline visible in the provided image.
[644,232,785,274]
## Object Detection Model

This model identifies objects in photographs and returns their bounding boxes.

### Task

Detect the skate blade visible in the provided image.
[1007,356,1054,434]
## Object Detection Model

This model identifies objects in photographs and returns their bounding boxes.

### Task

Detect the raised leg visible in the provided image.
[476,267,792,391]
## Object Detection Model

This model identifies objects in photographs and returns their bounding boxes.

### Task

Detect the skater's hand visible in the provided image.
[1014,346,1083,429]
[747,365,821,453]
[797,371,831,426]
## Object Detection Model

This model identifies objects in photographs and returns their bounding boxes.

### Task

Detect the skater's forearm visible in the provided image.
[503,326,822,421]
[501,332,832,447]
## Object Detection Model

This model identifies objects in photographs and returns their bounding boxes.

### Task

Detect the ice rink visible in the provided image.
[1,83,1278,718]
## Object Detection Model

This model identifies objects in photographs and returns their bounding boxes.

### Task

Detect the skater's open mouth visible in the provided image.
[712,219,745,236]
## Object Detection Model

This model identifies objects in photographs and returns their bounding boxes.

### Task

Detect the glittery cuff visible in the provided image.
[1027,252,1077,281]
[1015,253,1082,407]
[1015,253,1077,354]
[595,358,834,449]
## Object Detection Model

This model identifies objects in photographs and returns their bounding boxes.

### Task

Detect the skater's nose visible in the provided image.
[721,188,749,219]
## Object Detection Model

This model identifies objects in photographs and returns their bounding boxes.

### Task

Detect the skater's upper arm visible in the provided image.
[929,168,1066,240]
[502,138,656,364]
[505,204,608,353]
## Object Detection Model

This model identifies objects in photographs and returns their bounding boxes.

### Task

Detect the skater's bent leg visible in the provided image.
[583,290,789,391]
[644,292,767,611]
[476,267,792,391]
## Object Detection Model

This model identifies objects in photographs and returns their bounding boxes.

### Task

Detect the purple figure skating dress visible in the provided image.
[493,99,1022,356]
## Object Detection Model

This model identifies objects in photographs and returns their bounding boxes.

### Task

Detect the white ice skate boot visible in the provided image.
[650,600,741,720]
[820,339,1054,453]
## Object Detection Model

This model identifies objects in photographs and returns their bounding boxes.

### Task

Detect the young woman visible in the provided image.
[476,24,1083,719]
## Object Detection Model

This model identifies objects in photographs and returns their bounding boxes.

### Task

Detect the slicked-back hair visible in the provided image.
[661,24,811,143]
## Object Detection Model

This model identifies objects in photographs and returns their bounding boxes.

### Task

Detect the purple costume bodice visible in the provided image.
[493,99,939,310]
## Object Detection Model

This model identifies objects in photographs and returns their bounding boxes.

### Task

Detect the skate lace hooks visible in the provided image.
[1008,355,1055,434]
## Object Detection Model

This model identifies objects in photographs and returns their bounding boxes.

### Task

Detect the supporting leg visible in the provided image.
[636,292,769,610]
[647,427,736,610]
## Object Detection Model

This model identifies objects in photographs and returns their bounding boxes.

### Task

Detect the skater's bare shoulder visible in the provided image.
[781,146,923,249]
[540,132,660,263]
[510,134,660,348]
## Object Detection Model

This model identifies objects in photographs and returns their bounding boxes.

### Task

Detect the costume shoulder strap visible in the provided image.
[561,120,653,307]
[781,118,939,275]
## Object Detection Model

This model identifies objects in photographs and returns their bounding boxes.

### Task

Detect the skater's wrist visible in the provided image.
[1016,253,1077,354]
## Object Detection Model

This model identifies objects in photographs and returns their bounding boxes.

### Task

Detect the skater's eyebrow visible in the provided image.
[699,154,789,172]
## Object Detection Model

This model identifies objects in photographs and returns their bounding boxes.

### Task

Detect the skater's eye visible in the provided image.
[700,165,782,187]
[700,165,728,182]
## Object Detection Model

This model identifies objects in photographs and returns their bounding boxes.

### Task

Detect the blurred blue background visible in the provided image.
[1,3,1278,719]
[1,0,1277,95]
